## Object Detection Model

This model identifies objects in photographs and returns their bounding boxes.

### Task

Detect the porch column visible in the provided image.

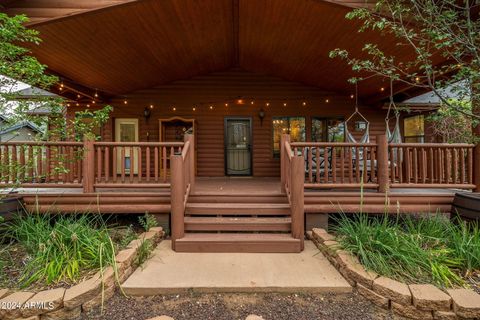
[170,154,185,249]
[473,101,480,192]
[184,134,195,192]
[376,134,389,193]
[280,134,291,192]
[82,135,95,193]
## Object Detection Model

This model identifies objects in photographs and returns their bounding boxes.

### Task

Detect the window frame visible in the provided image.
[403,114,425,143]
[311,117,345,142]
[271,116,306,158]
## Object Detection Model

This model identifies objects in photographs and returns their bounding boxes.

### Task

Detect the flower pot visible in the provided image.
[0,196,24,221]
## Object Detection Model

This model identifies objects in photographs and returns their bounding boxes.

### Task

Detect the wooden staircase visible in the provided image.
[173,194,302,253]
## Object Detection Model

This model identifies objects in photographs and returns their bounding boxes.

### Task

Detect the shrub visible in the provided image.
[138,213,157,232]
[10,214,116,287]
[134,239,152,268]
[332,214,479,288]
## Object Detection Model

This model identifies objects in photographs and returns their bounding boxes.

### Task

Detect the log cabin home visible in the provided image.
[1,0,479,253]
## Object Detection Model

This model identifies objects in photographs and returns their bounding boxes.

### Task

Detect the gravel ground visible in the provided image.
[81,290,406,320]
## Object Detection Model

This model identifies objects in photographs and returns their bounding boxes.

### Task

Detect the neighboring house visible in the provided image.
[0,115,43,142]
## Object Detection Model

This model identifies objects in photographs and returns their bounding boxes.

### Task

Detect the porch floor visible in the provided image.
[121,240,351,295]
[2,176,460,195]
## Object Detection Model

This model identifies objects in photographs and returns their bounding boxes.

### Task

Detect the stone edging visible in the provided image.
[307,228,480,320]
[0,227,165,320]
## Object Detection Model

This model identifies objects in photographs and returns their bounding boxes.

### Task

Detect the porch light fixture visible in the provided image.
[143,106,151,120]
[258,108,266,126]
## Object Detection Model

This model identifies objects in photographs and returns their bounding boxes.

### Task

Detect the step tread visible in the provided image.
[178,233,298,241]
[184,217,292,224]
[186,203,290,209]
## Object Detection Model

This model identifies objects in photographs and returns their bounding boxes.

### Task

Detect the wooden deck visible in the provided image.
[8,177,459,215]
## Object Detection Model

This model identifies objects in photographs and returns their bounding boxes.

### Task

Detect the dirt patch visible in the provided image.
[81,291,406,320]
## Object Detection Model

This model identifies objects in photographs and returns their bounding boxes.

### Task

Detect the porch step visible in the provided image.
[185,203,291,215]
[184,217,291,231]
[174,233,301,253]
[188,195,288,203]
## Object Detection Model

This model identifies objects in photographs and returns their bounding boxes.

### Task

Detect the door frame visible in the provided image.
[224,116,253,176]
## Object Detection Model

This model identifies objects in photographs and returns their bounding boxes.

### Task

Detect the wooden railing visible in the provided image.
[170,134,195,247]
[0,138,188,192]
[282,134,477,191]
[0,141,84,188]
[290,142,379,189]
[91,141,184,189]
[388,143,476,189]
[280,134,304,250]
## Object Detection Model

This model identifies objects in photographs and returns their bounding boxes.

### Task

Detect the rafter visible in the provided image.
[0,0,142,26]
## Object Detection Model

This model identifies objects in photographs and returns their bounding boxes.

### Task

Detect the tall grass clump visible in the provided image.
[332,213,480,288]
[10,213,116,288]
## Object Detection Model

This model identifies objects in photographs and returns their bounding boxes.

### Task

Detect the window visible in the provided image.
[404,115,424,143]
[311,118,345,142]
[272,117,305,157]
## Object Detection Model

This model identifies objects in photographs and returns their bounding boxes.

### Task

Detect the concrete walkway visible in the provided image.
[122,240,351,295]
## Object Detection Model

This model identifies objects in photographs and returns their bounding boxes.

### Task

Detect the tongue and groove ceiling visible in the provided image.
[1,0,414,102]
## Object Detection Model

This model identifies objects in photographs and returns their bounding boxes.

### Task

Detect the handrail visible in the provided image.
[291,142,377,147]
[389,143,474,148]
[94,141,184,147]
[2,141,83,146]
[170,134,195,248]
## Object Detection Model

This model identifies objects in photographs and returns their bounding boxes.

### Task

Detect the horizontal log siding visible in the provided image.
[68,70,392,177]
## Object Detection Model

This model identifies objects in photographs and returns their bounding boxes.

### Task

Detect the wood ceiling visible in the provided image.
[1,0,418,103]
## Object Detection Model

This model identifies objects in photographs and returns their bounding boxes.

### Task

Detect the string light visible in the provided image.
[172,107,176,111]
[209,105,214,110]
[86,104,90,108]
[124,99,128,105]
[76,103,79,106]
[415,77,420,82]
[94,89,98,98]
[266,102,270,107]
[77,94,81,99]
[250,101,254,105]
[302,101,307,106]
[92,100,96,104]
[192,107,196,111]
[380,87,385,92]
[225,103,228,107]
[283,102,287,107]
[350,94,355,99]
[150,104,154,109]
[66,103,70,107]
[325,99,330,103]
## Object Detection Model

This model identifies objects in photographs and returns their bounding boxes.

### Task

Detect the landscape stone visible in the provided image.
[312,229,335,242]
[357,284,389,309]
[0,291,35,319]
[410,284,451,311]
[342,257,378,289]
[94,266,116,288]
[391,301,434,320]
[126,239,143,249]
[115,248,136,266]
[119,266,133,283]
[140,231,158,242]
[81,285,115,313]
[245,315,264,320]
[146,316,175,320]
[0,289,9,299]
[447,288,480,318]
[373,276,411,305]
[21,288,65,317]
[335,250,360,269]
[63,274,102,310]
[433,310,458,320]
[40,306,81,320]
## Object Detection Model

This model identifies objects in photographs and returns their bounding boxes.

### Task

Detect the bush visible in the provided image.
[332,214,480,288]
[138,213,157,232]
[10,214,116,287]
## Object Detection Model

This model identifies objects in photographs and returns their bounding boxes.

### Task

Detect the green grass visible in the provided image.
[331,213,480,288]
[9,213,117,288]
[138,213,158,232]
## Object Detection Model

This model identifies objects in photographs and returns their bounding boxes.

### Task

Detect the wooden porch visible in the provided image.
[1,134,478,253]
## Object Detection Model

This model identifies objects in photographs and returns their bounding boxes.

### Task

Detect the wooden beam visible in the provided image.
[232,0,239,67]
[2,0,143,27]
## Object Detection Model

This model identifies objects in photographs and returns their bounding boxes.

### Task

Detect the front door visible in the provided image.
[225,118,252,175]
[115,118,139,175]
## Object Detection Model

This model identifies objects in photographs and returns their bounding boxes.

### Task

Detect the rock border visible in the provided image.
[308,228,480,320]
[0,227,164,320]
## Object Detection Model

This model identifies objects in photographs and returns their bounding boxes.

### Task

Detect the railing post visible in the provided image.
[82,135,95,193]
[281,134,291,192]
[170,154,185,249]
[474,144,480,192]
[184,134,195,192]
[291,155,305,250]
[377,134,389,193]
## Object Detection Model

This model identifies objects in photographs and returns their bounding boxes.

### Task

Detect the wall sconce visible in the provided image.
[144,106,151,121]
[258,108,265,126]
